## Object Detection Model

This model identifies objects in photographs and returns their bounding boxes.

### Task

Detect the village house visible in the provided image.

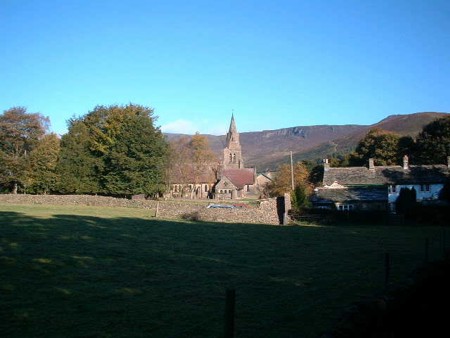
[312,156,450,212]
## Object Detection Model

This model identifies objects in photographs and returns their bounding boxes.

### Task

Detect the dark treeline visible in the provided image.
[0,104,169,197]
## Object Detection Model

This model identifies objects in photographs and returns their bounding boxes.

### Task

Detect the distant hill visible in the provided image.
[165,112,449,171]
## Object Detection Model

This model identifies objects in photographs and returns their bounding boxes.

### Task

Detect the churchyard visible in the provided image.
[0,202,447,337]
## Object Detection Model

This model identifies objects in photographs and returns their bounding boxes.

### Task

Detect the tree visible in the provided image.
[167,136,193,187]
[57,120,102,194]
[308,165,323,186]
[167,133,218,198]
[25,133,60,194]
[439,180,450,202]
[291,182,311,212]
[0,107,49,193]
[415,116,450,164]
[101,106,168,197]
[189,133,218,184]
[57,104,169,197]
[350,128,404,166]
[266,162,310,197]
[396,187,417,215]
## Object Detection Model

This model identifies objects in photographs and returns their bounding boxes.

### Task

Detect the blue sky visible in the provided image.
[1,0,449,135]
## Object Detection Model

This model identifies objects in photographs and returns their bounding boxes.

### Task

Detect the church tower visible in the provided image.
[223,114,244,169]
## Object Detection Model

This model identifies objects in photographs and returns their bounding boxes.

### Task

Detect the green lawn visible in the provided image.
[0,203,447,337]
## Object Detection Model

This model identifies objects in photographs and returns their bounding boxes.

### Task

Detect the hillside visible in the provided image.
[165,112,449,170]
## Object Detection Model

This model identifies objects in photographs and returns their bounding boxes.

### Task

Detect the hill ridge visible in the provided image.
[165,112,449,170]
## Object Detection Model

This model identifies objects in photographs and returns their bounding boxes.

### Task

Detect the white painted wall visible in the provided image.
[388,184,444,203]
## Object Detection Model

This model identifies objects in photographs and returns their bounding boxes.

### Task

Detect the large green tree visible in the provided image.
[58,104,169,197]
[415,116,450,164]
[25,133,60,194]
[0,107,50,193]
[350,128,413,166]
[57,120,102,194]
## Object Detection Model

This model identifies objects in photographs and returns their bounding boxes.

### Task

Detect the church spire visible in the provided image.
[229,113,236,133]
[226,113,239,146]
[223,114,243,169]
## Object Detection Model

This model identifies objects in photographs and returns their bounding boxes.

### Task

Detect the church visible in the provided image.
[214,115,257,199]
[167,115,258,199]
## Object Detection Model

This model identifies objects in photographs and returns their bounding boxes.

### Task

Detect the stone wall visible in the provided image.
[0,194,281,225]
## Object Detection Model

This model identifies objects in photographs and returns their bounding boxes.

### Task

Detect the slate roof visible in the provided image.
[312,186,388,203]
[222,168,255,189]
[323,165,449,186]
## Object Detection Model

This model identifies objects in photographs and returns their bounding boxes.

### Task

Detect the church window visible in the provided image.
[229,153,232,163]
[233,153,236,162]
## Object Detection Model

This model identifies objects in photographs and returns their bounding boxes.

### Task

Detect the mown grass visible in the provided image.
[0,203,447,337]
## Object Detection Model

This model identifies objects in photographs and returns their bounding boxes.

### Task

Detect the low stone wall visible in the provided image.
[0,194,281,225]
[0,194,157,209]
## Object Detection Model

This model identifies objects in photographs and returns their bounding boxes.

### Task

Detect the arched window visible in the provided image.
[204,184,208,192]
[229,153,232,163]
[233,153,236,163]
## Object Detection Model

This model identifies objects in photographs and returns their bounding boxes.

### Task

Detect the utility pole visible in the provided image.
[290,151,295,191]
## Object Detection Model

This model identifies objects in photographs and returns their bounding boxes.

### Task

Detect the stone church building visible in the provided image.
[167,115,257,199]
[214,115,257,199]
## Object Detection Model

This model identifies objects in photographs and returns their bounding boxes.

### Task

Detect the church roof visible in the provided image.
[222,168,255,189]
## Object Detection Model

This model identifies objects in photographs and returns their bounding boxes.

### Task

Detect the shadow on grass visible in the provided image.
[1,210,448,338]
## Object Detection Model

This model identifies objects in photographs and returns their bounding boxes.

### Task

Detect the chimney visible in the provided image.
[323,158,330,171]
[368,158,375,170]
[403,155,409,170]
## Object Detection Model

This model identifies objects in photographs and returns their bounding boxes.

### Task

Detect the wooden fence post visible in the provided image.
[384,252,390,291]
[442,229,447,259]
[154,202,159,217]
[224,289,236,338]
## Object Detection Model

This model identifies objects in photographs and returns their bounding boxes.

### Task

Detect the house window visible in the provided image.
[204,185,208,192]
[391,185,397,193]
[338,204,354,211]
[420,184,430,192]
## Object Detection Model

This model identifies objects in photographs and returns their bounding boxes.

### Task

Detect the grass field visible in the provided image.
[0,203,447,337]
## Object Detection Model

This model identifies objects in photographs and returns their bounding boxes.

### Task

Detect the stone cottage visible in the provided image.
[312,156,450,212]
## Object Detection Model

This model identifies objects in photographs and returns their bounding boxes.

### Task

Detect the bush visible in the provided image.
[395,187,417,216]
[291,184,311,214]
